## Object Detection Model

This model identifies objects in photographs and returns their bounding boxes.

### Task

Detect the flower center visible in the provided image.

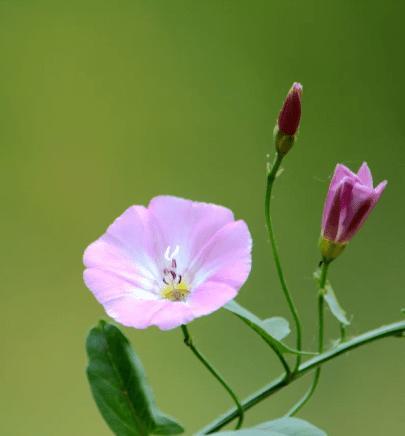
[161,246,190,302]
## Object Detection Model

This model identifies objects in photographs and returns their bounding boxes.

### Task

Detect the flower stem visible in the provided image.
[340,323,347,342]
[180,325,244,430]
[198,318,405,434]
[265,152,303,371]
[287,260,329,416]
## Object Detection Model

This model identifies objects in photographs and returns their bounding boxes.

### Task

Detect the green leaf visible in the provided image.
[262,317,291,340]
[323,283,350,326]
[314,270,350,326]
[224,301,313,355]
[215,417,327,435]
[86,320,184,436]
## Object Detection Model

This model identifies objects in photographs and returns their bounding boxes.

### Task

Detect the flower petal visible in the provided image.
[187,220,252,290]
[148,196,235,269]
[84,238,157,290]
[103,205,164,279]
[357,162,373,187]
[187,281,237,317]
[322,177,355,241]
[84,268,159,305]
[104,297,167,329]
[148,301,195,330]
[322,164,358,231]
[337,183,375,242]
[374,180,387,199]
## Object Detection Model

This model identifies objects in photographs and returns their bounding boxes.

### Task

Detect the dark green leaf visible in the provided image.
[215,417,327,435]
[86,320,184,436]
[224,301,313,355]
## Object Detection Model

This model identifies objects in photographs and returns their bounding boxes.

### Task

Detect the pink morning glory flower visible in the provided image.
[321,162,387,245]
[83,196,252,330]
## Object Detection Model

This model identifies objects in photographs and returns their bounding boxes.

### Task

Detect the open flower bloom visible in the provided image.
[83,196,252,330]
[321,162,387,247]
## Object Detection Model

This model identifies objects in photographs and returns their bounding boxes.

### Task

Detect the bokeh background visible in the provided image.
[1,1,404,435]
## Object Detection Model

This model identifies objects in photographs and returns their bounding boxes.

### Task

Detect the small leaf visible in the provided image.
[86,320,184,436]
[262,317,290,340]
[314,269,350,326]
[215,417,327,435]
[225,301,313,355]
[323,283,350,326]
[257,417,327,435]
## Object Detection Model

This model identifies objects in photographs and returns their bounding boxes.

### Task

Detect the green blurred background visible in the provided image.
[1,1,404,435]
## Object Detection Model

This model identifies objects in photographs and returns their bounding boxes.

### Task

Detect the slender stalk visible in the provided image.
[198,319,405,434]
[267,341,292,378]
[265,152,303,371]
[340,323,347,342]
[180,325,244,430]
[288,261,329,416]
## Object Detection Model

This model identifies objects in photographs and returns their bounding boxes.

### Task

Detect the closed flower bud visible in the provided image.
[275,82,302,156]
[320,162,387,261]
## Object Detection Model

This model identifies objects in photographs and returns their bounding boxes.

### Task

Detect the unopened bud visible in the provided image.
[274,82,302,156]
[278,82,302,135]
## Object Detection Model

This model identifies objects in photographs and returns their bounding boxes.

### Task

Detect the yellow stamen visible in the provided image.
[161,281,190,302]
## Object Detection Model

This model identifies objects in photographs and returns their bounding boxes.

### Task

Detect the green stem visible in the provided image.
[288,261,329,416]
[268,341,292,378]
[340,323,347,342]
[198,319,405,434]
[265,152,303,371]
[180,325,244,430]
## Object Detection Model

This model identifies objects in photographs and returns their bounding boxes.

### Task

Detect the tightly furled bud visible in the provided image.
[320,162,387,262]
[278,82,303,136]
[274,82,302,156]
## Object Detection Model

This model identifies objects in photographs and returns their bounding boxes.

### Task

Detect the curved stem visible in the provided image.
[180,325,244,430]
[198,319,405,434]
[265,152,303,371]
[269,341,292,377]
[288,261,329,416]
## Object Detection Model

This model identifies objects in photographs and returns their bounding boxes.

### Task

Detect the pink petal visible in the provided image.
[148,301,195,330]
[84,268,158,305]
[83,238,157,289]
[187,220,252,290]
[104,205,164,275]
[322,164,358,230]
[374,180,388,199]
[188,281,237,317]
[104,297,167,329]
[337,183,375,242]
[330,164,357,190]
[357,162,373,187]
[148,196,235,268]
[322,177,355,241]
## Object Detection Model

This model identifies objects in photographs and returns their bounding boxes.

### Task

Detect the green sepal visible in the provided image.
[273,126,296,156]
[319,237,347,262]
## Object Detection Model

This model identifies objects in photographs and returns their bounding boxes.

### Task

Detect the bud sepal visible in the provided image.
[319,237,347,262]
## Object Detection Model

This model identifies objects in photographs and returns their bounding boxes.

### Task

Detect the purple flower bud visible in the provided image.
[278,82,303,136]
[320,163,387,259]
